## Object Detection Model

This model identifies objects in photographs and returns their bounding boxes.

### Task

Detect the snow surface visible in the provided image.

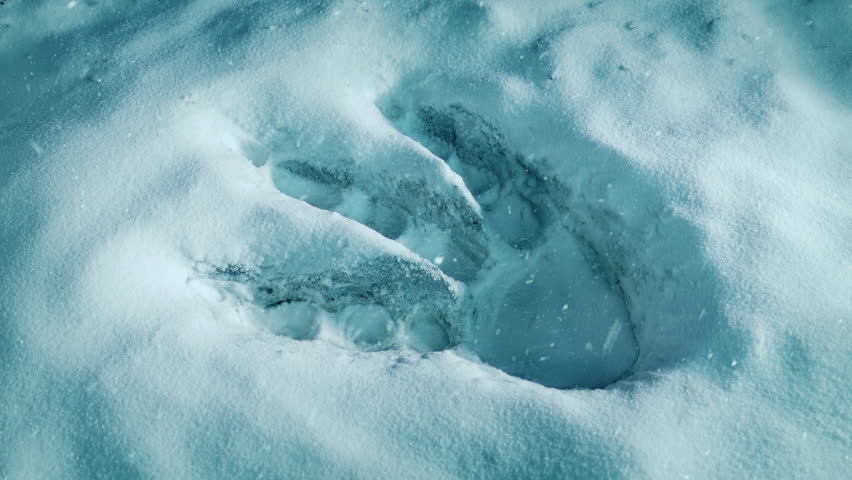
[1,0,851,478]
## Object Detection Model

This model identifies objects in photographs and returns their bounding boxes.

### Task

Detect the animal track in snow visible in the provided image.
[201,80,729,389]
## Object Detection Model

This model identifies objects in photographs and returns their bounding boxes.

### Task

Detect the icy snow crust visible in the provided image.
[1,0,851,477]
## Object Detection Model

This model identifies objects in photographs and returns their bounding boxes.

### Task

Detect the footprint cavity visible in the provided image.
[199,85,725,390]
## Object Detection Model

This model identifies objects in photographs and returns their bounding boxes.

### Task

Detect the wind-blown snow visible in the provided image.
[1,0,850,478]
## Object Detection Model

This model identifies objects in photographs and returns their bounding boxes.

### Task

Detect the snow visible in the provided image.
[1,0,850,478]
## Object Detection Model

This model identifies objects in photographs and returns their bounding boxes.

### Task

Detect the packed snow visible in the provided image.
[1,0,850,478]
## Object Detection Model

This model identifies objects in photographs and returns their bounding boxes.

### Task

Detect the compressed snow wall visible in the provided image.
[1,0,850,478]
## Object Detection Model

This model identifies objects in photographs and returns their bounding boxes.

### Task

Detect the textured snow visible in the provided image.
[1,0,851,478]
